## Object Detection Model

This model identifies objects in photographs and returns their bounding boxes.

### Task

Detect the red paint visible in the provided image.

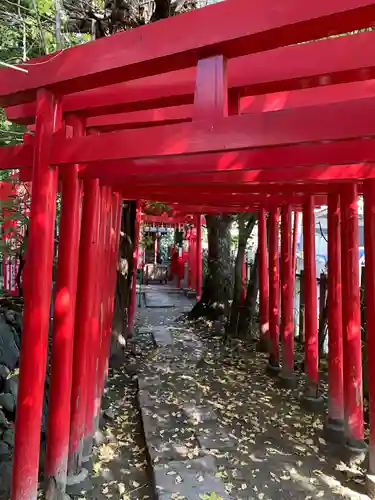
[258,207,269,340]
[291,211,299,280]
[2,0,375,107]
[268,207,280,368]
[341,184,364,442]
[280,204,294,374]
[51,98,375,166]
[9,137,375,184]
[100,194,122,391]
[143,214,189,224]
[7,30,375,126]
[11,89,62,500]
[364,180,375,471]
[128,201,141,332]
[69,178,99,474]
[196,215,202,301]
[84,186,103,444]
[45,116,83,494]
[121,193,328,210]
[327,193,344,424]
[303,196,319,392]
[187,228,193,289]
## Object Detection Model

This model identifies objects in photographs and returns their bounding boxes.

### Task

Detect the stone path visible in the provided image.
[134,285,370,500]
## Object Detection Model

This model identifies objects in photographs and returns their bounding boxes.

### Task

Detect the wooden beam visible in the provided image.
[82,139,375,181]
[7,29,375,123]
[122,192,328,206]
[51,98,375,165]
[1,0,375,106]
[109,164,375,185]
[0,143,33,170]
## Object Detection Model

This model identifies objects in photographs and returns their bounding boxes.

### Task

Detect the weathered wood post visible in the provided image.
[82,186,106,462]
[279,203,296,388]
[302,195,321,410]
[196,214,202,301]
[341,184,366,454]
[257,206,269,352]
[96,193,122,403]
[326,192,344,442]
[128,200,142,332]
[68,178,100,482]
[363,179,375,496]
[11,89,62,500]
[267,207,280,374]
[298,270,305,343]
[44,115,83,497]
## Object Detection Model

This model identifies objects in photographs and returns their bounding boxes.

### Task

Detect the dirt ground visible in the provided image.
[72,285,369,500]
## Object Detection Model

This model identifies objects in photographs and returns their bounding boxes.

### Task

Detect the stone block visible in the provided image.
[152,326,173,346]
[183,404,217,424]
[197,427,236,451]
[0,317,19,370]
[2,429,14,448]
[154,456,230,500]
[0,393,15,413]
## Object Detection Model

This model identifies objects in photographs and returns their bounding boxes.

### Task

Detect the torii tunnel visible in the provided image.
[3,0,375,498]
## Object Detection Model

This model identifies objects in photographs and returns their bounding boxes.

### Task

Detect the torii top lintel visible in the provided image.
[0,0,375,107]
[6,30,375,125]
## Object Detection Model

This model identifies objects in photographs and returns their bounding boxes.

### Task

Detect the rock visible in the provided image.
[4,309,22,333]
[3,311,16,325]
[4,374,18,400]
[11,328,20,349]
[0,441,9,459]
[2,429,14,447]
[0,410,8,428]
[0,316,20,370]
[0,460,12,498]
[0,394,15,413]
[103,408,115,421]
[0,366,10,380]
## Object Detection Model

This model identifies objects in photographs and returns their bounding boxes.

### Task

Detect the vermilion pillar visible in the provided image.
[326,193,344,439]
[191,229,196,292]
[258,207,269,351]
[303,196,320,404]
[45,116,83,496]
[196,215,202,301]
[11,90,62,500]
[188,228,193,289]
[341,184,365,448]
[267,207,280,373]
[279,204,296,388]
[96,190,112,402]
[128,201,142,333]
[292,211,299,281]
[82,186,105,460]
[364,180,375,488]
[68,178,100,477]
[97,194,122,398]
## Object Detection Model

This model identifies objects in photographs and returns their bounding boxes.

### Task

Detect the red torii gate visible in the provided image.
[1,0,375,498]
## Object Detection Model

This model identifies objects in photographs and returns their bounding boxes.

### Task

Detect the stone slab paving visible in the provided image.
[137,324,231,500]
[145,287,176,309]
[135,285,371,500]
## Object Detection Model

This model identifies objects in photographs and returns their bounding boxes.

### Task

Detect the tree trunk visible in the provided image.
[238,248,260,337]
[189,215,233,321]
[226,215,256,335]
[111,201,136,353]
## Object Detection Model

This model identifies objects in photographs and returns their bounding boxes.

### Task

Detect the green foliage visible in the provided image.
[200,493,223,500]
[144,201,172,215]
